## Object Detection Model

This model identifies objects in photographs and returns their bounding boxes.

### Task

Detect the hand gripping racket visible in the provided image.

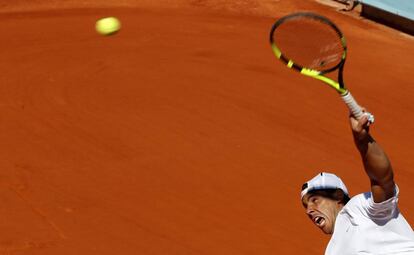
[269,12,374,122]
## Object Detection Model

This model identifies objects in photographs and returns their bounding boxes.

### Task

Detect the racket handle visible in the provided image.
[341,92,375,123]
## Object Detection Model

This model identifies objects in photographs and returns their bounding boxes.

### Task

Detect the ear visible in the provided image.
[335,189,345,205]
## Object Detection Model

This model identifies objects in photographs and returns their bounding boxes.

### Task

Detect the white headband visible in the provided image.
[301,172,349,199]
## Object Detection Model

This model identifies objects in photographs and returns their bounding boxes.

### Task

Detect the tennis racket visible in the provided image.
[269,12,374,122]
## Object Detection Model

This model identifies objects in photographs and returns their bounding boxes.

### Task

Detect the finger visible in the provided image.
[349,107,367,120]
[349,110,359,120]
[359,114,370,129]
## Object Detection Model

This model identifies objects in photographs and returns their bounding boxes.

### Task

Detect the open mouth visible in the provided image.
[313,216,326,228]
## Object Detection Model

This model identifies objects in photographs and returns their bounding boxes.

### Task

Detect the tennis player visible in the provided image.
[301,112,414,254]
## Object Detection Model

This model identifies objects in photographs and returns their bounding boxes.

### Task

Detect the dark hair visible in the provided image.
[307,188,350,205]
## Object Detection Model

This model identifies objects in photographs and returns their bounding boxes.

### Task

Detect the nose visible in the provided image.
[306,205,315,215]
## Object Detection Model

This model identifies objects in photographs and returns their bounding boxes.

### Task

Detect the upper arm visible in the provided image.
[358,136,395,203]
[370,168,395,203]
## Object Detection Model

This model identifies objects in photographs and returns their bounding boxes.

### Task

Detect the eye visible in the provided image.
[311,197,319,203]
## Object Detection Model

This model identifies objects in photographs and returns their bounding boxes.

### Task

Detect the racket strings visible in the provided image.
[272,17,344,72]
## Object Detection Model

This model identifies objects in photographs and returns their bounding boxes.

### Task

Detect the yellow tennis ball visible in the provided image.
[96,17,121,36]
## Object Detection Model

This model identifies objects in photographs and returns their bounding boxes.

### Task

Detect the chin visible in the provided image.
[321,227,333,235]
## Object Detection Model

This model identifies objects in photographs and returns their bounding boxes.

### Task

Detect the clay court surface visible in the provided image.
[0,0,413,254]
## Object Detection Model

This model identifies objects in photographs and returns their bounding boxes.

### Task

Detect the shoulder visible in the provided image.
[343,185,400,221]
[346,192,375,208]
[341,192,371,216]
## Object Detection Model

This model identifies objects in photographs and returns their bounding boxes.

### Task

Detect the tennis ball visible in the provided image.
[96,17,121,36]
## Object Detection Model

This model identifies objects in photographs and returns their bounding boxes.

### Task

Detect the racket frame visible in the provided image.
[269,12,371,121]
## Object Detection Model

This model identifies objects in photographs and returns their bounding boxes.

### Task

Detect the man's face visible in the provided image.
[302,193,343,234]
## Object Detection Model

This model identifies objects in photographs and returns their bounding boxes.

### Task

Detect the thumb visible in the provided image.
[355,114,370,133]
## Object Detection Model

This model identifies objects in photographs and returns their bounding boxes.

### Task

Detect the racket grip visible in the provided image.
[341,92,375,123]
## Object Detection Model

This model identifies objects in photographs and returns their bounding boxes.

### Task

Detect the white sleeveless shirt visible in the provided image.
[326,186,414,255]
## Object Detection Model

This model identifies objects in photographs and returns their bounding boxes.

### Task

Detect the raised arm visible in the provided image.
[350,113,395,203]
